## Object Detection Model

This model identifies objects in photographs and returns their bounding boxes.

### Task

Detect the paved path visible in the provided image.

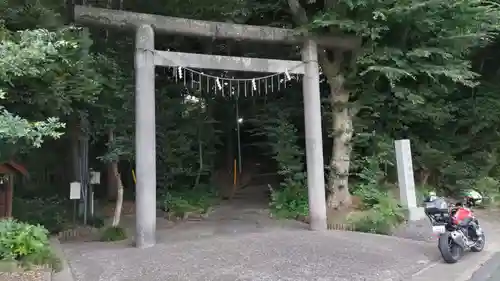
[463,209,500,281]
[62,229,439,281]
[482,260,500,281]
[59,201,500,281]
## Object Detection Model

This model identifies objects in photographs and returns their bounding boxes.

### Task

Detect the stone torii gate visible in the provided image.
[74,5,358,248]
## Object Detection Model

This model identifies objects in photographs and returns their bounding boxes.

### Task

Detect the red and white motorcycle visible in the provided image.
[424,196,485,263]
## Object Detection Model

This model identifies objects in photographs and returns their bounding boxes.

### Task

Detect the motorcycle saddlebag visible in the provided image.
[424,198,448,215]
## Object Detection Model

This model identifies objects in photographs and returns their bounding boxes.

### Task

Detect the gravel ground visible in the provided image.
[62,229,439,281]
[59,205,500,281]
[60,201,443,281]
[392,218,435,242]
[56,186,500,281]
[0,269,51,281]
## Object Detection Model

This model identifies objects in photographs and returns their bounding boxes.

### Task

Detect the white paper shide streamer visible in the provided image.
[216,77,222,90]
[170,63,304,97]
[178,66,183,79]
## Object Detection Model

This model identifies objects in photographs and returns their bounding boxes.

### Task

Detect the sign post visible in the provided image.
[70,181,81,224]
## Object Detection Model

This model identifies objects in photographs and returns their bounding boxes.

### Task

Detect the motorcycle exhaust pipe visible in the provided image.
[450,231,467,248]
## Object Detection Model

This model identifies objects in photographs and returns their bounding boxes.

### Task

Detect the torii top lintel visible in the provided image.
[74,5,360,50]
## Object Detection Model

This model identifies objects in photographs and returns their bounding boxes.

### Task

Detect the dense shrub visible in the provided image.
[415,184,436,206]
[12,196,71,234]
[160,185,219,218]
[0,219,61,271]
[269,178,308,219]
[251,104,309,219]
[85,216,105,228]
[100,226,127,242]
[472,177,500,208]
[349,177,406,234]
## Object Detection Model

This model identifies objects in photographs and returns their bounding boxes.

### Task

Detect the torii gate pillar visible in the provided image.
[135,24,156,248]
[301,39,327,231]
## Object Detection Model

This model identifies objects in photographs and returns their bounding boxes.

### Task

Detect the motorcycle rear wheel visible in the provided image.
[471,233,486,252]
[438,232,464,264]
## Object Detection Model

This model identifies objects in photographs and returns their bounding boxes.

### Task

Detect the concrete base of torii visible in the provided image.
[407,207,426,221]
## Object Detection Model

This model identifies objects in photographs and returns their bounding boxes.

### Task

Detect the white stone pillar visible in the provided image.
[394,139,425,221]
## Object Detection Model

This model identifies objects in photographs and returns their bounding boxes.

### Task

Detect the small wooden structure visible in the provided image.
[0,161,28,218]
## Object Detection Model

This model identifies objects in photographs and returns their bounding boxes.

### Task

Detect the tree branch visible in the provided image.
[318,50,336,76]
[286,0,345,77]
[287,0,309,25]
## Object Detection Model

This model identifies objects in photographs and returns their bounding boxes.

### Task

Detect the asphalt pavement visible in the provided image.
[468,253,500,281]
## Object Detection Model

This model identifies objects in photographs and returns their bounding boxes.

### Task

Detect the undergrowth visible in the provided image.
[269,178,308,219]
[252,104,407,234]
[100,226,127,242]
[472,177,500,208]
[252,106,309,219]
[160,184,219,218]
[349,187,406,235]
[0,219,61,272]
[12,196,71,234]
[348,156,406,235]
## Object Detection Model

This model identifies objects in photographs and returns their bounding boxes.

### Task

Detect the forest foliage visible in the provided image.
[2,0,500,237]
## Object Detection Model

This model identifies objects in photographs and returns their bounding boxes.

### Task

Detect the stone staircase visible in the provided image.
[228,183,270,204]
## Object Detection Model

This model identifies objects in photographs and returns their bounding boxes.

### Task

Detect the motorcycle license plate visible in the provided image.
[432,225,446,234]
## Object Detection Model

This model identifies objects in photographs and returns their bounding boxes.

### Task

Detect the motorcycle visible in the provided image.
[424,197,486,263]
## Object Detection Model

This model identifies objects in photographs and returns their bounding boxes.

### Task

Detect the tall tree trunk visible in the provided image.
[111,160,124,227]
[109,129,123,227]
[326,75,353,209]
[286,0,356,210]
[320,49,355,210]
[107,164,117,200]
[105,0,119,201]
[419,169,430,186]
